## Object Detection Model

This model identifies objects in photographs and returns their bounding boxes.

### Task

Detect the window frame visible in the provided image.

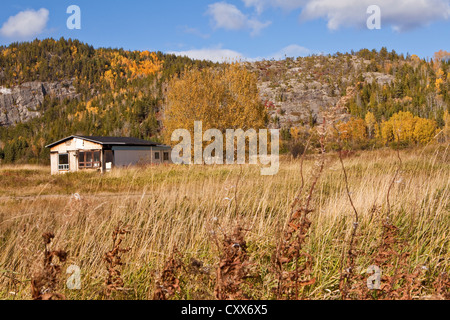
[58,153,70,171]
[78,150,102,169]
[154,151,160,160]
[163,152,169,161]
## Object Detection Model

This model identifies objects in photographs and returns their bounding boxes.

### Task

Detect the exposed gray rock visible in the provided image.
[0,80,78,127]
[363,72,394,86]
[246,56,393,129]
[258,80,341,128]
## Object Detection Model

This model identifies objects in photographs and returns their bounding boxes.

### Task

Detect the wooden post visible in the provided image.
[100,148,104,174]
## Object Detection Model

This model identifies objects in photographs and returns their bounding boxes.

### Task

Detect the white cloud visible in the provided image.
[0,8,49,39]
[206,2,271,36]
[269,44,311,60]
[299,0,450,31]
[241,0,450,31]
[169,44,311,63]
[168,47,246,63]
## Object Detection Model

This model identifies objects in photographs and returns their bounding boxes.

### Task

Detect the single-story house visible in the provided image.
[46,135,172,175]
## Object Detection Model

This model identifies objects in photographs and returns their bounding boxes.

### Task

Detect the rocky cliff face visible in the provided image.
[246,56,394,128]
[0,81,78,127]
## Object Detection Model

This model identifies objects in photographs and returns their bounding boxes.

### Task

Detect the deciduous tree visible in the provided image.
[163,63,267,143]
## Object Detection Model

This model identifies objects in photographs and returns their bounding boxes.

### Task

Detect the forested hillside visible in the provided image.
[245,48,449,153]
[0,38,216,163]
[249,49,450,127]
[0,38,449,163]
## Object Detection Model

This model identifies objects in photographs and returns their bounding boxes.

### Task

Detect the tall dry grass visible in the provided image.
[0,146,448,299]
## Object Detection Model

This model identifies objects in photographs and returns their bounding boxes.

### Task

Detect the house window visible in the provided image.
[154,152,160,160]
[58,154,69,171]
[79,150,101,169]
[163,152,169,161]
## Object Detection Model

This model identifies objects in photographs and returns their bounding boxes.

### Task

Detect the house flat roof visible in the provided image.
[45,135,164,148]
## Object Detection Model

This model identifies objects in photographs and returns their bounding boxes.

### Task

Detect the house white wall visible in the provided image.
[50,138,102,174]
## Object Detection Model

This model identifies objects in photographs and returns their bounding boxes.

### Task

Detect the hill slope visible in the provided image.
[0,38,216,163]
[246,49,449,128]
[0,39,448,163]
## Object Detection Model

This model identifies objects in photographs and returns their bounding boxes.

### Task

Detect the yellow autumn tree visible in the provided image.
[365,111,377,139]
[414,117,437,144]
[435,68,445,93]
[163,63,267,144]
[434,50,450,64]
[381,111,416,144]
[101,51,163,88]
[380,111,437,145]
[335,117,368,149]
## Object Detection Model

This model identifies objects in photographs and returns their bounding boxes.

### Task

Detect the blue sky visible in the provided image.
[0,0,449,61]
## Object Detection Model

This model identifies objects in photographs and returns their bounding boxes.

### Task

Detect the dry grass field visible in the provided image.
[0,146,448,300]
